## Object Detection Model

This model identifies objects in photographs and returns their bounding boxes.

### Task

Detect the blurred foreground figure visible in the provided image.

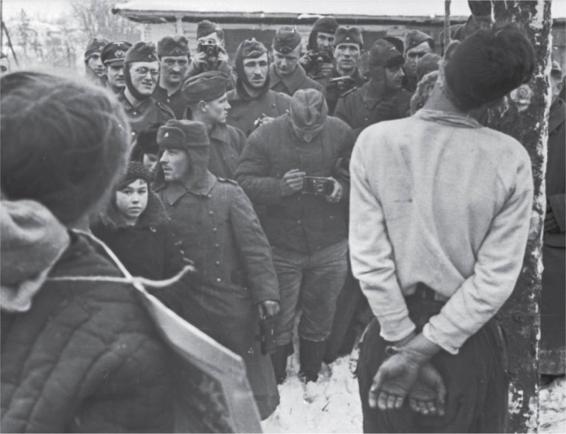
[351,26,535,432]
[1,71,181,432]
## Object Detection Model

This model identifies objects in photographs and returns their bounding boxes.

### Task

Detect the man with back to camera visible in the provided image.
[153,36,191,119]
[269,26,324,97]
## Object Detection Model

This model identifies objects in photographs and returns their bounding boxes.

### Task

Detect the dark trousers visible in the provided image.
[357,290,508,433]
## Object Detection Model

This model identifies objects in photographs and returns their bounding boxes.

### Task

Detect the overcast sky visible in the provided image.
[3,0,566,20]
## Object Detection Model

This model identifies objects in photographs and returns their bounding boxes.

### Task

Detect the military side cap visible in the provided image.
[158,36,190,57]
[182,71,228,104]
[237,38,267,60]
[197,20,218,39]
[334,26,363,48]
[84,37,109,60]
[405,29,434,53]
[273,27,302,54]
[157,120,209,150]
[101,41,132,65]
[125,42,158,64]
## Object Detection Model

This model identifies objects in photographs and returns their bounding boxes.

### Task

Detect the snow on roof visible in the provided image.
[113,0,566,21]
[112,0,471,20]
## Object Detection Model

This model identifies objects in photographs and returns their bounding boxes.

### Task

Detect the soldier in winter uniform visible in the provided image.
[325,26,367,115]
[236,89,353,392]
[187,20,235,88]
[84,38,109,86]
[301,16,338,84]
[101,41,132,95]
[403,30,434,93]
[335,39,411,138]
[269,27,324,97]
[117,42,174,143]
[226,38,291,136]
[182,71,247,179]
[154,119,280,419]
[153,36,191,119]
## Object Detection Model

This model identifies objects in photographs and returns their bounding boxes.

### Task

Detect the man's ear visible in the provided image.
[197,100,208,113]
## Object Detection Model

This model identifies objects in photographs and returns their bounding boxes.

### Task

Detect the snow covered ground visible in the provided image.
[261,350,566,433]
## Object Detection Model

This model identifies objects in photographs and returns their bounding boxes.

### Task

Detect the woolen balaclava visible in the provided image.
[234,38,270,100]
[289,88,328,142]
[123,42,159,101]
[307,16,338,51]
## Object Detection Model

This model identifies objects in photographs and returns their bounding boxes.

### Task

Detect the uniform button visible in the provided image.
[212,227,218,232]
[215,243,220,248]
[216,277,222,283]
[132,111,138,115]
[297,219,302,224]
[208,194,212,198]
[215,261,221,266]
[209,210,214,215]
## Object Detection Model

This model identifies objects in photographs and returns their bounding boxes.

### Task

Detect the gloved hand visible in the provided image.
[325,177,344,203]
[258,300,280,319]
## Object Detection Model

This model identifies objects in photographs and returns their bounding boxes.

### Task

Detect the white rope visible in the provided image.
[46,230,195,290]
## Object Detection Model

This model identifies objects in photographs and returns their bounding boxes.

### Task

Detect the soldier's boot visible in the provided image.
[299,338,327,383]
[270,343,293,385]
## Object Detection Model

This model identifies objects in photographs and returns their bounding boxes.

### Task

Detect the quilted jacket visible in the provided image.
[1,233,177,433]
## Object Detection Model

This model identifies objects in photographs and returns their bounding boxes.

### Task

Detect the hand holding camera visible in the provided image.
[196,42,228,66]
[280,169,306,196]
[303,176,343,202]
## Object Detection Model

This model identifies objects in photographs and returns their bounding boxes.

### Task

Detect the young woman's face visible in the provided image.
[115,178,148,224]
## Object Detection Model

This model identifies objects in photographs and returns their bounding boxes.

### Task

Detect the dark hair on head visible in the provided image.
[1,71,131,224]
[444,24,535,111]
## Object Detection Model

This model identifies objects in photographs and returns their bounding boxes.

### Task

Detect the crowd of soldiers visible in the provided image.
[79,17,446,417]
[2,10,564,433]
[78,15,566,418]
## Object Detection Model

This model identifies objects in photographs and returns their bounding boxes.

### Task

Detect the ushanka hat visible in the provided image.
[157,36,190,57]
[157,120,209,151]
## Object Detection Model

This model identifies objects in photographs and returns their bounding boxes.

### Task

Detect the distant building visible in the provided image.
[112,0,566,71]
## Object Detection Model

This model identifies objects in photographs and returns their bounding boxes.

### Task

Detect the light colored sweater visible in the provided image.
[349,109,533,354]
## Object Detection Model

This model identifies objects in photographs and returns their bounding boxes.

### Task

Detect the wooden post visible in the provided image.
[485,1,552,432]
[444,0,451,53]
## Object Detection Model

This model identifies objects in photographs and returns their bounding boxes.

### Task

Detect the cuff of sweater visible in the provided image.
[378,315,417,343]
[423,316,464,355]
